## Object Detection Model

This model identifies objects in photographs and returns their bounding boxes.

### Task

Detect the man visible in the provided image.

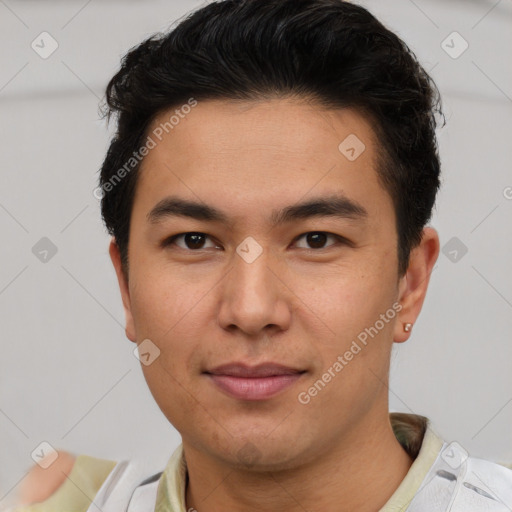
[9,0,512,511]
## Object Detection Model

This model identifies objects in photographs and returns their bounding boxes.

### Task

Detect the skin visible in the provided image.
[109,97,439,512]
[17,451,76,505]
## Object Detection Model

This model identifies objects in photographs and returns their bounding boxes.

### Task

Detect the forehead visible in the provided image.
[145,97,378,165]
[133,98,393,227]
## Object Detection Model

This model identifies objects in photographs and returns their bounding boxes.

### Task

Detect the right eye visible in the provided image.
[162,232,222,251]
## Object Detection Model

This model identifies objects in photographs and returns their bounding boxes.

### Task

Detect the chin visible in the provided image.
[214,434,310,473]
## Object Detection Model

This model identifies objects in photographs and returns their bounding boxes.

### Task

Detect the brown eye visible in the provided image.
[164,232,219,250]
[294,232,340,250]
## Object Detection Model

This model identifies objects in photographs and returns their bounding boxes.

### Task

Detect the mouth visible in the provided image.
[204,362,306,401]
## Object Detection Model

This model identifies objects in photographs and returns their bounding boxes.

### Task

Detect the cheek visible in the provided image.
[128,246,233,388]
[299,259,399,395]
[301,284,397,417]
[129,264,206,338]
[140,358,203,436]
[133,282,206,426]
[302,262,397,335]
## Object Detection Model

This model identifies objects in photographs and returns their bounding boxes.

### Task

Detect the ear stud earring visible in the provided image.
[403,323,413,333]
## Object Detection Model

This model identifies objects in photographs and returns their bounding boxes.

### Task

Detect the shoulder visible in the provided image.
[465,455,512,499]
[408,440,512,511]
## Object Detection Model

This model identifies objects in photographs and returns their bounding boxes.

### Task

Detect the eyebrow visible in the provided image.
[147,194,368,227]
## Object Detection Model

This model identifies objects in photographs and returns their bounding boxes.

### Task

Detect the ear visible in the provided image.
[394,227,439,343]
[109,238,137,343]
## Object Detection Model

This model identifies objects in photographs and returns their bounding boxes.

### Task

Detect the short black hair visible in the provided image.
[99,0,443,278]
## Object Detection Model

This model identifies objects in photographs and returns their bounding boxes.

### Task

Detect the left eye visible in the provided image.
[294,232,341,250]
[163,231,343,251]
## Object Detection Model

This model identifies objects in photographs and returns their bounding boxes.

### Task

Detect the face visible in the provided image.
[110,98,434,471]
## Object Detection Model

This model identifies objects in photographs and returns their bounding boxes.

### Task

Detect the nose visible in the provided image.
[217,244,292,337]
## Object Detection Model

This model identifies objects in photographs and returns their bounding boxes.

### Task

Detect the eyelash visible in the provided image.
[161,231,351,252]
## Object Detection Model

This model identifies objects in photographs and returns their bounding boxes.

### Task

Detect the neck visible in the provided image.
[183,412,414,512]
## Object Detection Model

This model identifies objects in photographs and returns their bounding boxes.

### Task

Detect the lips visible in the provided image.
[204,363,305,401]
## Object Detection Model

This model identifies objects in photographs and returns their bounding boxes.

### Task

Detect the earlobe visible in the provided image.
[394,227,440,343]
[109,238,137,343]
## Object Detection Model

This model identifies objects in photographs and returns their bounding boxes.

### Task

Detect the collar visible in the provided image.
[154,413,444,512]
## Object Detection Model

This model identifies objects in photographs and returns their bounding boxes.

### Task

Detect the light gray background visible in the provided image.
[1,0,511,504]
